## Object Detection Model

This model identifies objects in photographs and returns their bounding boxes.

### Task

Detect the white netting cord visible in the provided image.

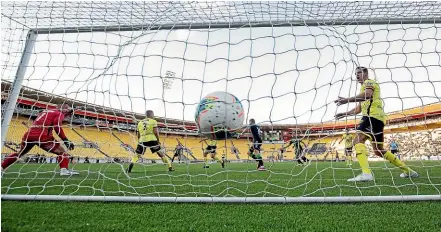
[2,2,441,29]
[1,1,441,201]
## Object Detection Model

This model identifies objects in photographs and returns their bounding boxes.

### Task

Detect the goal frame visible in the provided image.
[2,17,440,203]
[4,17,441,149]
[2,194,441,203]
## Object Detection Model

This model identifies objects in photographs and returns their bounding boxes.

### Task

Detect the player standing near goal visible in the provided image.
[283,138,309,165]
[335,67,418,181]
[126,110,174,173]
[201,139,225,168]
[248,119,266,171]
[389,139,400,160]
[338,129,354,166]
[1,104,79,176]
[171,143,184,163]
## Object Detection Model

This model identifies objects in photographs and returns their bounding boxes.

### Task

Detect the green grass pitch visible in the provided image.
[2,161,441,231]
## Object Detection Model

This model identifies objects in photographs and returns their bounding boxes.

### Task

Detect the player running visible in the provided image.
[283,138,309,165]
[201,139,225,168]
[126,110,174,173]
[1,104,79,176]
[338,129,354,166]
[335,66,418,181]
[248,119,266,171]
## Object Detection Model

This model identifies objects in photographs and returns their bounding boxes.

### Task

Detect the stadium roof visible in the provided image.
[1,80,195,126]
[2,80,440,131]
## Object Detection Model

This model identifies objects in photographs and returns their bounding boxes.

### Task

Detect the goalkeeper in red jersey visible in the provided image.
[1,104,79,176]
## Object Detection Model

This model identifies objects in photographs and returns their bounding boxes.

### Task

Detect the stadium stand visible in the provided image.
[2,81,440,163]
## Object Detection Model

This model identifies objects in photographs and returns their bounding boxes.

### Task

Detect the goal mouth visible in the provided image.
[1,1,441,203]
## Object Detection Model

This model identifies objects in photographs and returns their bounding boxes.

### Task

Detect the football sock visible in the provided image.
[354,143,371,174]
[1,153,19,169]
[384,151,410,173]
[131,156,139,163]
[254,154,263,167]
[57,153,70,169]
[127,163,134,173]
[161,156,172,168]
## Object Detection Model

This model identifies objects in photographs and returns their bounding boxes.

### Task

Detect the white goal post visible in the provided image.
[1,1,441,203]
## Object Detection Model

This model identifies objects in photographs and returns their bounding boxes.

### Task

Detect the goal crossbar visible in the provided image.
[2,1,440,203]
[31,18,441,34]
[2,195,441,203]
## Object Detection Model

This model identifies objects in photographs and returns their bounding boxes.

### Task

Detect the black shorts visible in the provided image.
[391,149,398,154]
[345,148,353,153]
[174,150,183,157]
[205,146,217,153]
[135,141,161,154]
[357,116,384,143]
[249,141,262,153]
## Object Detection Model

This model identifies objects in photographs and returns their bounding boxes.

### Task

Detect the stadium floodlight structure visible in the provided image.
[1,1,441,203]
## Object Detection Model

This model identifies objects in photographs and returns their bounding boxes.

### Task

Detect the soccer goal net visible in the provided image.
[1,2,441,203]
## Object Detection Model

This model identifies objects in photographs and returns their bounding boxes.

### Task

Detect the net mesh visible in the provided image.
[1,1,441,199]
[2,1,441,29]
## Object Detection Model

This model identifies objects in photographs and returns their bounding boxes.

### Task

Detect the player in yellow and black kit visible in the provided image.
[338,129,354,166]
[201,139,225,169]
[126,110,174,173]
[335,67,418,181]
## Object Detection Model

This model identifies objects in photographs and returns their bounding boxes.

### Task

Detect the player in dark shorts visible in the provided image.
[171,143,184,163]
[334,66,417,181]
[283,138,308,165]
[248,118,265,170]
[202,139,224,168]
[127,110,174,173]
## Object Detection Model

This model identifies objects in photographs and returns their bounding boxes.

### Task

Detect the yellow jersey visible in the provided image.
[341,133,354,148]
[137,118,158,142]
[207,140,217,146]
[360,79,386,124]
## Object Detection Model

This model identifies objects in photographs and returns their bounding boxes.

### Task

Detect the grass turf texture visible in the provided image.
[2,201,441,232]
[2,161,440,231]
[2,161,440,197]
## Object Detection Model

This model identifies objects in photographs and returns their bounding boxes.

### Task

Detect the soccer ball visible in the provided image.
[195,91,244,140]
